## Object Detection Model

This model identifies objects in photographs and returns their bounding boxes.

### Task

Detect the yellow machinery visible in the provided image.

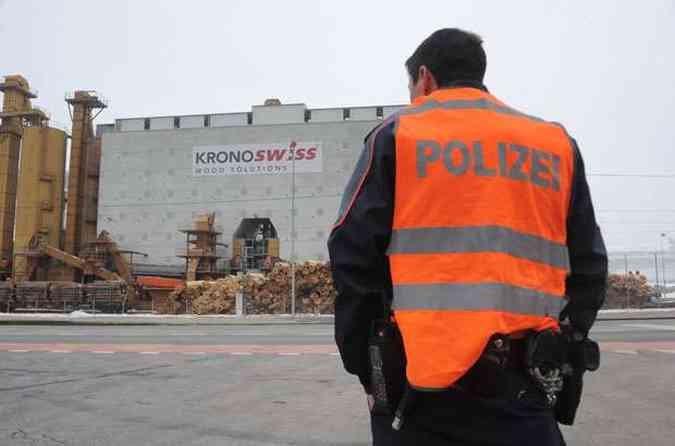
[18,231,140,307]
[80,231,139,306]
[64,91,106,273]
[0,75,168,312]
[231,218,280,272]
[0,75,49,263]
[13,127,68,282]
[178,213,227,281]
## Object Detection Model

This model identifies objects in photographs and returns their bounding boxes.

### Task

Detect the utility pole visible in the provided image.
[624,254,628,275]
[654,252,660,297]
[660,233,668,289]
[290,141,297,316]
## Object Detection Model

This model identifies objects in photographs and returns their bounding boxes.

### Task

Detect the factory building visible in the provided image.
[97,100,404,267]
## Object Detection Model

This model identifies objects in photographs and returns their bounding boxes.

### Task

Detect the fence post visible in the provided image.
[236,291,244,317]
[625,283,630,309]
[654,252,661,297]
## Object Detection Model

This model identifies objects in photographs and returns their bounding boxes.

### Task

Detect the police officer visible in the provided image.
[328,28,607,446]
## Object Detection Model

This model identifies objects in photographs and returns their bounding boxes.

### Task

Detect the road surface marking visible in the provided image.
[91,351,114,354]
[8,349,30,353]
[654,349,675,354]
[590,325,636,333]
[182,352,206,355]
[613,349,638,355]
[0,343,338,355]
[278,352,301,356]
[230,352,253,356]
[622,323,675,331]
[49,350,72,353]
[330,352,340,356]
[139,351,160,355]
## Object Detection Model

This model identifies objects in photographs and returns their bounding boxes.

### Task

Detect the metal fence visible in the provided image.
[609,252,675,290]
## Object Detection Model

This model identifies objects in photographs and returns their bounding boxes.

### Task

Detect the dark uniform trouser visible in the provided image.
[370,376,566,446]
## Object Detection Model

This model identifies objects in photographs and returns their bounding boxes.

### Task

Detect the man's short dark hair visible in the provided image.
[406,28,486,86]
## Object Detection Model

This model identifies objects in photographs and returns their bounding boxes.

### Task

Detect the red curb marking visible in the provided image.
[0,343,338,354]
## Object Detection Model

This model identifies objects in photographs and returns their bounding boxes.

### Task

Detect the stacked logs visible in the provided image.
[241,262,336,314]
[295,261,337,314]
[160,261,337,315]
[191,277,240,314]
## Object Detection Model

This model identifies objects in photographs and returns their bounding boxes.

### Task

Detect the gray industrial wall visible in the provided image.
[98,104,403,265]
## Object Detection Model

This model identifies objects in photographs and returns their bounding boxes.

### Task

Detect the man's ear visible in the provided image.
[418,65,437,96]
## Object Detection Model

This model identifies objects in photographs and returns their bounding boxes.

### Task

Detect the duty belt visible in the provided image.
[455,333,554,402]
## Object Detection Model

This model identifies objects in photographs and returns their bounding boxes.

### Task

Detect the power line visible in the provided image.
[588,173,675,178]
[597,209,675,213]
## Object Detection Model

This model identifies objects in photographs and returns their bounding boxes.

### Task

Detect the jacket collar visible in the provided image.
[438,80,488,92]
[413,81,491,106]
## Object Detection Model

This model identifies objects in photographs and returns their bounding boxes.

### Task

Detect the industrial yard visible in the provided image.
[0,74,402,315]
[0,74,671,316]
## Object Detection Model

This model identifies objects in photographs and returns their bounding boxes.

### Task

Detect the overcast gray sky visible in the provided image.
[2,0,674,253]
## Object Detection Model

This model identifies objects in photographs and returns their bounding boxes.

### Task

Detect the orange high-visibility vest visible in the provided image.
[388,87,574,390]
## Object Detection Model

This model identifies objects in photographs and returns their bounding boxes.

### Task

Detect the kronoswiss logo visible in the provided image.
[193,141,322,176]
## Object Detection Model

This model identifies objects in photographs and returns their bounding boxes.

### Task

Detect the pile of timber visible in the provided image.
[241,261,337,314]
[191,276,240,314]
[84,281,127,313]
[162,277,240,314]
[243,261,336,314]
[605,273,657,308]
[49,282,84,310]
[14,281,50,311]
[161,261,337,315]
[0,281,14,312]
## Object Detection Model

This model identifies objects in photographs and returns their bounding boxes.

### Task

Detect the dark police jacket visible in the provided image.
[327,83,608,392]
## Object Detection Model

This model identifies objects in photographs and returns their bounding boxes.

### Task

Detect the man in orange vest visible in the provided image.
[328,28,607,445]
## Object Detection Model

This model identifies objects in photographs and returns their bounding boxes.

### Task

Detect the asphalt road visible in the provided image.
[0,319,674,346]
[1,319,674,445]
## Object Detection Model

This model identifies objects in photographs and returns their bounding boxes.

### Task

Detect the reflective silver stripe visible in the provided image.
[392,283,566,317]
[398,98,545,123]
[387,226,570,271]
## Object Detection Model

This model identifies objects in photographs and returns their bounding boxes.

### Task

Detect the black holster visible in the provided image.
[555,333,600,425]
[368,318,407,415]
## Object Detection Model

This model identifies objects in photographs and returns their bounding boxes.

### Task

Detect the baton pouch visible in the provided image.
[368,318,407,415]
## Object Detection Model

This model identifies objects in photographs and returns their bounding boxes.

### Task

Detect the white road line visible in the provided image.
[7,349,30,353]
[622,323,675,331]
[590,326,635,333]
[278,352,301,356]
[653,349,675,354]
[613,349,638,355]
[182,352,206,355]
[230,352,253,356]
[330,352,340,356]
[91,351,115,354]
[49,350,72,353]
[138,351,160,355]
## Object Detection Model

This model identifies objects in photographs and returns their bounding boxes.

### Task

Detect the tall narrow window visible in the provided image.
[174,117,180,128]
[247,112,253,125]
[304,110,311,122]
[376,106,384,119]
[343,108,351,120]
[144,118,150,130]
[204,115,210,127]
